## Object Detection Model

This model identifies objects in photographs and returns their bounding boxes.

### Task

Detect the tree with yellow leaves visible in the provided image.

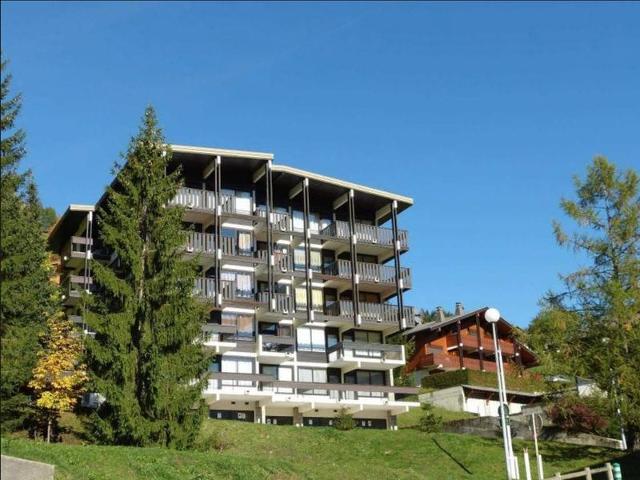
[28,312,88,442]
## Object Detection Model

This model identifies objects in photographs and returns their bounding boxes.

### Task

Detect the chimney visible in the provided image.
[455,302,464,316]
[435,306,445,322]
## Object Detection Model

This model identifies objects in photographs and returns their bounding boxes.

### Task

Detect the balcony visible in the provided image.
[327,341,404,370]
[338,300,414,326]
[327,259,412,289]
[62,236,92,267]
[194,277,216,302]
[447,333,516,356]
[171,187,216,210]
[62,275,92,305]
[257,334,295,363]
[257,292,295,315]
[171,188,259,220]
[320,220,409,250]
[201,324,238,353]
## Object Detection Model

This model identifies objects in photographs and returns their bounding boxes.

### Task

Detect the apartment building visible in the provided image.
[404,304,538,386]
[48,145,420,429]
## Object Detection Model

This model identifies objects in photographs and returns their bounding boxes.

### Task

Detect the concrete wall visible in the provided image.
[1,455,55,480]
[419,387,525,417]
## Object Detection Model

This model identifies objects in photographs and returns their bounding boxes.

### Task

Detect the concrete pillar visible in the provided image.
[386,411,398,431]
[293,407,303,427]
[254,402,266,424]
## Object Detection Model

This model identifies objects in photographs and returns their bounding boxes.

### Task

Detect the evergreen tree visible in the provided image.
[1,55,55,432]
[29,310,88,443]
[550,156,640,450]
[85,106,209,448]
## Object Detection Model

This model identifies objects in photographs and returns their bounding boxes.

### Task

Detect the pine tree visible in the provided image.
[84,106,210,448]
[28,310,88,443]
[550,156,640,450]
[1,55,55,432]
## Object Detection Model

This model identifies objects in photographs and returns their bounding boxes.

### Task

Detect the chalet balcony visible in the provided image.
[328,259,412,289]
[446,333,516,356]
[327,341,404,370]
[320,220,409,250]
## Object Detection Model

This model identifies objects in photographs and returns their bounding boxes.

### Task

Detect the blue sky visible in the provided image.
[2,2,639,326]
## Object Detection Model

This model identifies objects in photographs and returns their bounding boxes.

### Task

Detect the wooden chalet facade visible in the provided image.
[404,304,537,380]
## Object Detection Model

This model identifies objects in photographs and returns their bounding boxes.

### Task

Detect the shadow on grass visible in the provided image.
[432,438,473,475]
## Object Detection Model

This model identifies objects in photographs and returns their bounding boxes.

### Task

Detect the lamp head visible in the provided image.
[485,307,501,324]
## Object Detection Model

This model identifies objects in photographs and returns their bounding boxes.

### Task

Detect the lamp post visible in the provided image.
[602,337,628,451]
[486,307,517,479]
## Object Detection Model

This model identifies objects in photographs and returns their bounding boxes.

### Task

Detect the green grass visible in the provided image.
[421,370,547,393]
[2,418,636,480]
[397,404,475,428]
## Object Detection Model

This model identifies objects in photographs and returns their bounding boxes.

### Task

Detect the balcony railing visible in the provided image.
[329,259,411,288]
[320,220,409,250]
[207,372,419,400]
[171,187,216,210]
[194,277,216,300]
[63,275,93,299]
[338,300,414,325]
[327,341,404,363]
[259,334,295,354]
[448,333,516,356]
[186,232,215,254]
[257,292,294,313]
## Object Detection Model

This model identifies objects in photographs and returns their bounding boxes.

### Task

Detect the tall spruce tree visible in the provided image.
[550,156,640,450]
[85,106,209,448]
[1,56,55,432]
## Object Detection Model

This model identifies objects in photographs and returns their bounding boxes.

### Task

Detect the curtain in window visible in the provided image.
[238,232,252,255]
[296,328,311,351]
[292,211,304,232]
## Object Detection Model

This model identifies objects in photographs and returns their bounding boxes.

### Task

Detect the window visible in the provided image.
[296,327,326,352]
[298,367,328,395]
[221,271,253,298]
[221,312,255,341]
[293,248,322,272]
[344,370,386,398]
[349,330,382,344]
[221,357,254,387]
[295,288,323,312]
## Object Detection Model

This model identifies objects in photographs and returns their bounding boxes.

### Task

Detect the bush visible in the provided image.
[547,395,609,434]
[418,403,442,433]
[194,430,234,452]
[334,408,355,431]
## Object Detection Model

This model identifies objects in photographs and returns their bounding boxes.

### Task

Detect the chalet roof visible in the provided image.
[402,306,493,337]
[48,204,95,251]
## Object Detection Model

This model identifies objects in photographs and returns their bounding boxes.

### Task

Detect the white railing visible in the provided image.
[185,232,215,254]
[171,187,216,210]
[194,277,215,299]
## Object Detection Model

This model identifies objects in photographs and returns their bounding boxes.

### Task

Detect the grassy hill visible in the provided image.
[2,416,636,480]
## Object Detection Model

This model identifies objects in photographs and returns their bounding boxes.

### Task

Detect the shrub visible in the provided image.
[418,403,442,433]
[334,408,355,431]
[547,395,608,434]
[194,430,233,452]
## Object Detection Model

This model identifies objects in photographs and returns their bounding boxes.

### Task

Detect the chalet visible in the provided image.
[403,303,538,386]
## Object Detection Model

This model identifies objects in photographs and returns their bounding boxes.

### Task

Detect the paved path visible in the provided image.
[1,454,55,480]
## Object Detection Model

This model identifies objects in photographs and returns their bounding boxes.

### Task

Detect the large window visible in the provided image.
[343,330,383,344]
[221,312,255,341]
[296,327,326,352]
[298,367,328,395]
[344,370,385,398]
[221,271,253,298]
[295,287,323,312]
[221,356,254,387]
[293,248,321,272]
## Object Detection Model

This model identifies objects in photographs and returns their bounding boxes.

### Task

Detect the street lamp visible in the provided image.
[602,337,628,451]
[486,307,517,480]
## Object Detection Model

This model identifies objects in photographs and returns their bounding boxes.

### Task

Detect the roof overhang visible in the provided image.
[48,204,95,251]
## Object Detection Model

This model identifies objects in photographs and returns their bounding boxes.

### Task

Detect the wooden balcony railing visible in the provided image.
[257,292,294,313]
[186,232,215,254]
[338,300,415,325]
